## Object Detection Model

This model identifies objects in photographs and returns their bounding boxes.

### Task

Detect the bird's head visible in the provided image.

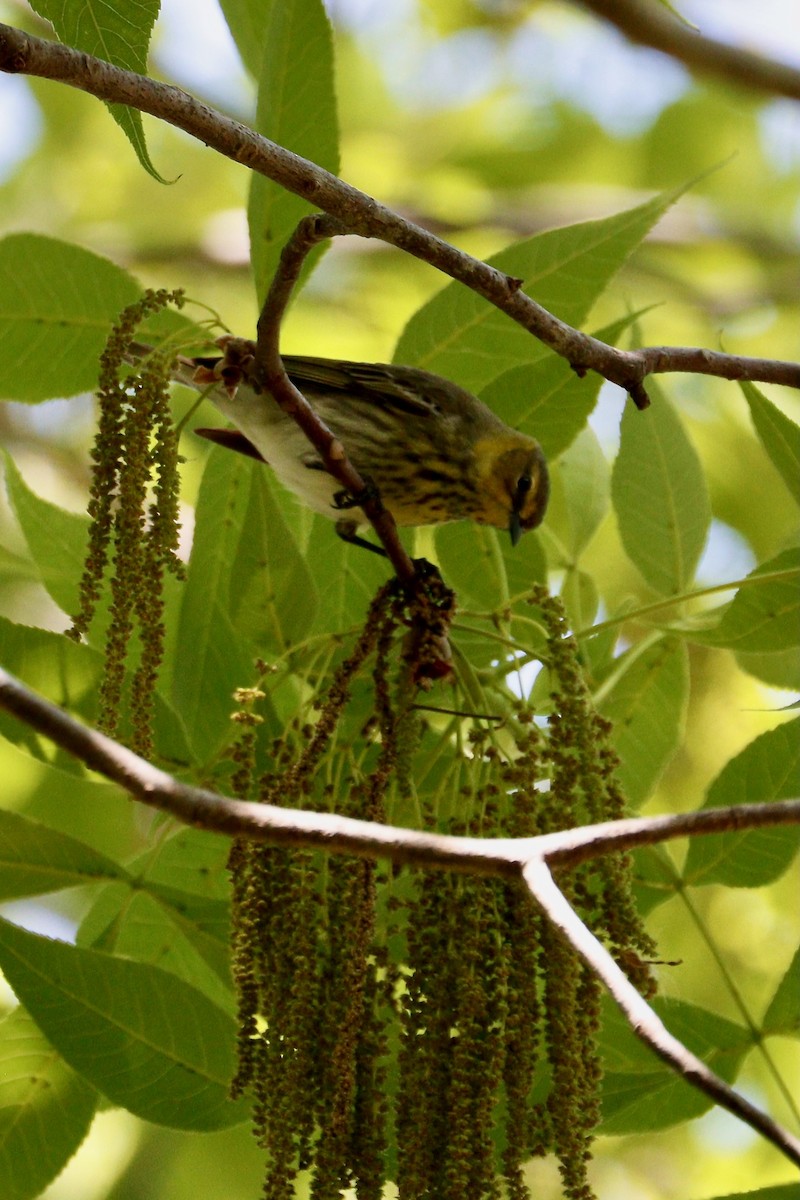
[474,436,550,545]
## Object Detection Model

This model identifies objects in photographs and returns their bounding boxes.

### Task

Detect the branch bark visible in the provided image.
[578,0,800,102]
[1,665,799,1165]
[1,23,799,408]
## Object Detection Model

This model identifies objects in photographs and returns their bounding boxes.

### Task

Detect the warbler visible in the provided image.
[149,337,549,547]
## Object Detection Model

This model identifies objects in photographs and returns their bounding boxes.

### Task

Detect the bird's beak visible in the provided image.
[509,511,523,547]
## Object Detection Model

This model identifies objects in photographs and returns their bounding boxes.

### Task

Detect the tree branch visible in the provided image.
[577,0,800,102]
[1,667,797,873]
[1,664,799,1163]
[522,858,800,1167]
[1,23,799,408]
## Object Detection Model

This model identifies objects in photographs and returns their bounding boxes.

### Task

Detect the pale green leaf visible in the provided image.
[3,454,91,622]
[217,0,268,76]
[597,636,689,808]
[0,809,128,901]
[247,0,339,303]
[29,0,166,182]
[303,513,397,633]
[0,617,102,767]
[612,386,710,594]
[131,827,232,901]
[78,884,234,1013]
[229,469,319,651]
[171,449,266,758]
[560,567,599,631]
[599,997,750,1134]
[683,718,800,886]
[688,547,800,652]
[0,1007,96,1200]
[434,522,547,670]
[434,523,512,610]
[763,944,800,1038]
[549,426,610,558]
[394,188,684,393]
[78,829,233,1010]
[0,917,248,1131]
[742,382,800,507]
[479,310,649,458]
[0,235,140,402]
[0,741,137,862]
[735,644,800,691]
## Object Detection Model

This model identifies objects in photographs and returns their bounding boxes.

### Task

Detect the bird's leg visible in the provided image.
[334,518,388,557]
[331,475,380,514]
[331,477,389,555]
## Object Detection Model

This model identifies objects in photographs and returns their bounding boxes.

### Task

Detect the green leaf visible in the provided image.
[394,188,684,393]
[78,829,233,1010]
[171,449,265,759]
[0,617,102,766]
[3,455,89,620]
[548,426,610,558]
[0,235,140,402]
[0,809,128,901]
[229,469,319,651]
[303,513,394,634]
[78,884,234,1013]
[599,997,751,1134]
[735,644,800,691]
[683,718,800,887]
[687,547,800,652]
[0,740,137,862]
[612,385,710,594]
[28,0,166,182]
[0,1007,96,1200]
[762,944,800,1038]
[434,523,512,610]
[247,0,339,303]
[0,917,248,1131]
[742,382,800,507]
[597,637,689,808]
[560,567,600,631]
[217,0,269,76]
[478,310,648,459]
[433,520,547,612]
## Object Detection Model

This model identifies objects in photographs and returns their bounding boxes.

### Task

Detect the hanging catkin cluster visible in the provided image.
[227,578,428,1200]
[226,583,657,1200]
[74,302,654,1197]
[68,289,186,754]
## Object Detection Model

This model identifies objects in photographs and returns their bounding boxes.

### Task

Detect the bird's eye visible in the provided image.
[516,474,532,497]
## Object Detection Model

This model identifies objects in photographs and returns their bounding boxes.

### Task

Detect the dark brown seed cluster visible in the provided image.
[226,582,655,1200]
[68,290,186,755]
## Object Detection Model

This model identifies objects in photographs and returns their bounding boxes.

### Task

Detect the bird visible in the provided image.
[139,338,549,550]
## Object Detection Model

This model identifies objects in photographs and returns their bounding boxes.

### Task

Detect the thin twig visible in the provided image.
[1,24,799,407]
[249,213,418,582]
[578,0,800,102]
[1,663,799,1163]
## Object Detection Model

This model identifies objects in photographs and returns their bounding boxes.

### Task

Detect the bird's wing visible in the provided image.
[194,428,267,462]
[283,356,440,419]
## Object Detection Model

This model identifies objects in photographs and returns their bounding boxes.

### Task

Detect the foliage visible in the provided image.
[0,1,798,1199]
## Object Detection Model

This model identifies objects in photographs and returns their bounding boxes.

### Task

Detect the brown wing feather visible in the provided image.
[194,427,267,462]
